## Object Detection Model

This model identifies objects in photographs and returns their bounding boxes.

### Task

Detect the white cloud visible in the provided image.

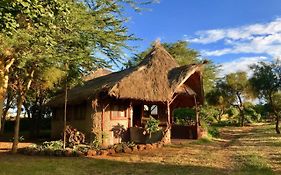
[218,56,268,77]
[187,18,281,57]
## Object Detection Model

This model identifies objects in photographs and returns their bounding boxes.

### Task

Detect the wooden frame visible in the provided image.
[110,104,128,120]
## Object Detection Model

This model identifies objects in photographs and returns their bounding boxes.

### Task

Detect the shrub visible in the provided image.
[208,126,220,138]
[173,108,196,125]
[41,140,63,150]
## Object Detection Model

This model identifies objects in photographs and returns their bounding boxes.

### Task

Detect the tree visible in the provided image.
[126,41,218,93]
[216,72,253,126]
[1,0,154,152]
[250,60,281,133]
[206,88,229,121]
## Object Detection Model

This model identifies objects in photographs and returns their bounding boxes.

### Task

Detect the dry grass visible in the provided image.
[0,124,281,175]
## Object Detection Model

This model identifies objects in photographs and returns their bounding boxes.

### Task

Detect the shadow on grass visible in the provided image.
[0,153,230,175]
[233,154,275,175]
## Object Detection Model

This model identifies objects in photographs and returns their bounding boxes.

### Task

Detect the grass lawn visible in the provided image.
[0,123,281,175]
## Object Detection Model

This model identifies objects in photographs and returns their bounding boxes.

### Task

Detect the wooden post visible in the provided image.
[63,85,67,150]
[167,102,171,125]
[128,102,132,128]
[164,101,171,144]
[193,95,199,124]
[101,103,109,145]
[193,95,200,139]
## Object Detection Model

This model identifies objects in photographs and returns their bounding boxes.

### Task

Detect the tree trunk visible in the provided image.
[0,58,14,132]
[275,115,280,134]
[218,107,224,121]
[11,94,24,154]
[0,107,9,134]
[269,93,280,134]
[0,73,9,132]
[236,92,245,127]
[63,86,68,149]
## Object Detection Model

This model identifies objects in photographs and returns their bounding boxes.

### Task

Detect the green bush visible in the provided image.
[244,107,261,123]
[41,140,63,150]
[173,108,195,124]
[208,126,220,137]
[199,106,219,124]
[145,116,161,136]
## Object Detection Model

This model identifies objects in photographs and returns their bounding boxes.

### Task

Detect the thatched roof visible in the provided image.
[83,68,112,81]
[48,42,205,106]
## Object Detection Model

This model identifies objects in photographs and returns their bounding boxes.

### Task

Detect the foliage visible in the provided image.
[250,60,281,133]
[41,140,63,150]
[200,119,219,138]
[207,126,220,138]
[214,72,254,126]
[225,107,240,124]
[0,0,154,151]
[10,135,24,142]
[243,107,261,123]
[199,105,219,124]
[90,137,101,150]
[144,116,160,136]
[173,108,196,125]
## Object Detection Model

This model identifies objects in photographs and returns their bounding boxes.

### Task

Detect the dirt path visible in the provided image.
[106,124,281,174]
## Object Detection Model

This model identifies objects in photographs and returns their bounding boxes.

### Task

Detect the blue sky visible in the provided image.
[124,0,281,76]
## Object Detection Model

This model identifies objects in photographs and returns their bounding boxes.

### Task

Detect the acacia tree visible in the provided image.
[216,72,253,126]
[250,60,281,134]
[1,0,153,152]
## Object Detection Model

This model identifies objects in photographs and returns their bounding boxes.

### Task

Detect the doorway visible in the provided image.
[132,104,142,127]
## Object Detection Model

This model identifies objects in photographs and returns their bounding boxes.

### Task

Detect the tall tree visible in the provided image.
[216,72,253,126]
[1,0,154,152]
[250,60,281,133]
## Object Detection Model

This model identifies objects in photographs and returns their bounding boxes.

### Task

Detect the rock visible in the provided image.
[137,144,145,151]
[64,149,73,157]
[107,148,116,155]
[100,150,108,156]
[145,144,153,150]
[96,150,102,156]
[87,149,97,157]
[124,147,132,153]
[76,151,85,157]
[131,145,138,152]
[151,143,157,149]
[115,145,124,153]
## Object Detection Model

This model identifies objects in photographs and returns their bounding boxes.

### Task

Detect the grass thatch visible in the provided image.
[48,42,204,106]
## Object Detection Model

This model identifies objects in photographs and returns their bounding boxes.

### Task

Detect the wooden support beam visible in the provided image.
[101,103,109,144]
[167,101,171,125]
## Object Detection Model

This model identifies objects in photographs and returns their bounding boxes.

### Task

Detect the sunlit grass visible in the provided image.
[1,124,281,175]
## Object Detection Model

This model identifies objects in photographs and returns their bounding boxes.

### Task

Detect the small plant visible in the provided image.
[42,140,63,150]
[144,116,161,137]
[10,136,25,142]
[90,137,100,150]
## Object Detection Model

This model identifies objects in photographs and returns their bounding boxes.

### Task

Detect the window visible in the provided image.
[110,105,127,120]
[143,104,158,117]
[151,105,158,115]
[142,104,159,124]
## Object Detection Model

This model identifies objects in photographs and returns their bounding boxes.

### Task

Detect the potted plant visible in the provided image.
[130,116,163,144]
